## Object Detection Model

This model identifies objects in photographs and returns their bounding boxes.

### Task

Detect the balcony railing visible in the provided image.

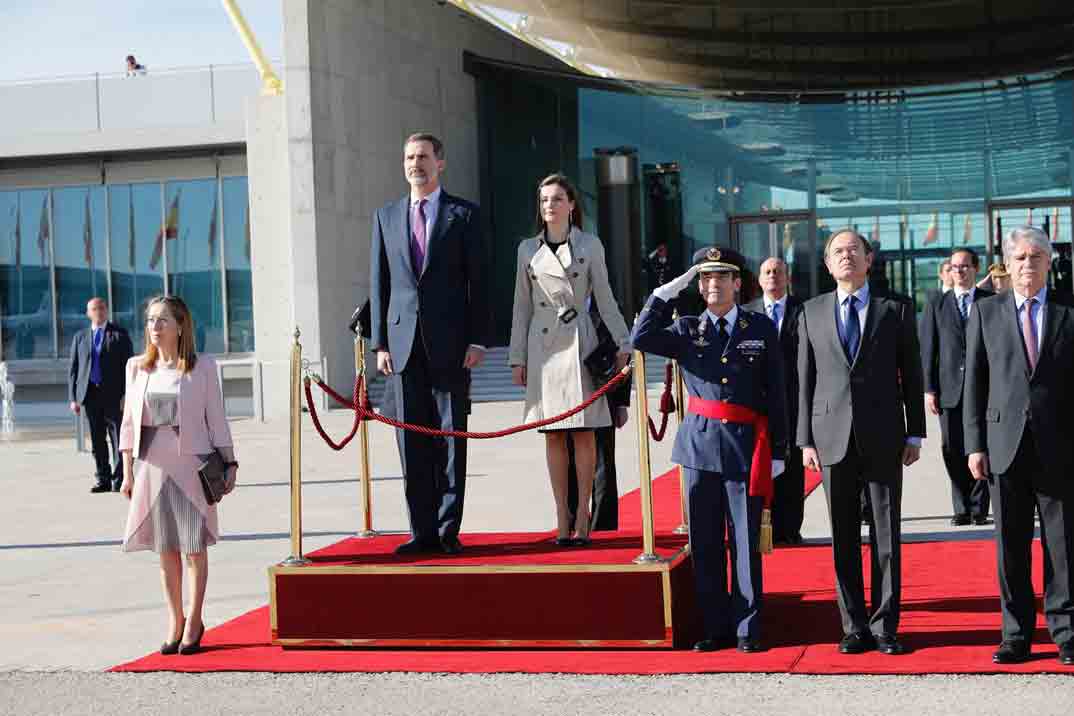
[0,63,265,137]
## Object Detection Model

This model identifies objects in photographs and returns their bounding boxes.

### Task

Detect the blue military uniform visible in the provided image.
[631,248,786,648]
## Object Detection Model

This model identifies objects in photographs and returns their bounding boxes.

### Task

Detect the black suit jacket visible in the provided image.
[964,290,1074,479]
[920,288,994,408]
[797,289,927,469]
[369,191,489,388]
[68,322,134,404]
[745,294,803,434]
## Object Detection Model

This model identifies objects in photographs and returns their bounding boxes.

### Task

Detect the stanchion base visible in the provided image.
[672,524,689,535]
[356,529,379,539]
[279,555,312,567]
[633,552,667,565]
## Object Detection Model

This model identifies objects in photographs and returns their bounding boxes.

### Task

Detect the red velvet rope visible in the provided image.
[646,362,675,441]
[305,365,634,445]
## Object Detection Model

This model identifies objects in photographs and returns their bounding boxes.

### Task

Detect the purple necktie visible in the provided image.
[410,199,427,275]
[1022,297,1039,371]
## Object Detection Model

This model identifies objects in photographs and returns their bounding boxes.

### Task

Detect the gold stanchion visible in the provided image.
[632,349,663,564]
[354,335,378,538]
[671,358,689,535]
[280,328,310,566]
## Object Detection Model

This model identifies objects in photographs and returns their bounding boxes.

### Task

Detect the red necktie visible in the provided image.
[1022,297,1038,371]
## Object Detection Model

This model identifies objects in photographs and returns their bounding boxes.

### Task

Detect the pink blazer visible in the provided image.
[119,354,234,458]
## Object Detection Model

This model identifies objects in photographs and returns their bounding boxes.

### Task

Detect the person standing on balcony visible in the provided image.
[69,297,133,493]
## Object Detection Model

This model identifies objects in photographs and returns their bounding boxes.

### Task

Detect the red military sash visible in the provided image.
[686,396,773,507]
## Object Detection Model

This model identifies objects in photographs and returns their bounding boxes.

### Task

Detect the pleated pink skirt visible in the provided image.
[123,427,218,554]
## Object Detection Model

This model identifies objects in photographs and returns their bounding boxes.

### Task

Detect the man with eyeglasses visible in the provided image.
[920,248,993,527]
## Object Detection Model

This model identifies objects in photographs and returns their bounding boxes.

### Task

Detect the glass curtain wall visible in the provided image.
[0,175,252,360]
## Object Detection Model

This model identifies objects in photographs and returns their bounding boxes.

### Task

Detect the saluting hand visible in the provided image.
[652,266,700,302]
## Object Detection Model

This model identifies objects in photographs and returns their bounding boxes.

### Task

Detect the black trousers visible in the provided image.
[992,428,1074,645]
[939,401,990,519]
[565,425,619,532]
[83,383,122,484]
[772,445,805,541]
[391,336,469,544]
[822,434,903,636]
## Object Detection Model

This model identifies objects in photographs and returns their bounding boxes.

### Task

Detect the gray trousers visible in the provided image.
[822,434,903,636]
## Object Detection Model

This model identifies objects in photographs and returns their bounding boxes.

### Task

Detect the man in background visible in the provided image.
[69,298,133,493]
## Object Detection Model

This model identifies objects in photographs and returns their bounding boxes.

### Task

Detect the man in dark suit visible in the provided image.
[965,226,1074,666]
[746,256,805,544]
[633,247,786,654]
[920,247,993,526]
[370,133,489,556]
[797,228,926,656]
[68,297,133,493]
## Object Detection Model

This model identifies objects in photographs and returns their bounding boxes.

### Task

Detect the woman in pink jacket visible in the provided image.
[119,296,237,656]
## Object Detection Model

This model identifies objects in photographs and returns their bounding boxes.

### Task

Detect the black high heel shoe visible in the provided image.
[178,622,205,656]
[160,618,185,655]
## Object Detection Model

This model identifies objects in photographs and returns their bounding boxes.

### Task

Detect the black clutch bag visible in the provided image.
[584,336,619,387]
[197,450,237,505]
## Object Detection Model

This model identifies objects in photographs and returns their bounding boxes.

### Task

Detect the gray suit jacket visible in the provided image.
[963,290,1074,479]
[919,288,994,408]
[796,289,926,469]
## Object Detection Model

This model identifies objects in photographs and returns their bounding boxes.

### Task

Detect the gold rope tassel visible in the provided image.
[758,508,774,555]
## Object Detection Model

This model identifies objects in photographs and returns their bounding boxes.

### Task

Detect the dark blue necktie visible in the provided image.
[714,317,729,354]
[843,295,861,362]
[959,292,969,322]
[89,327,104,385]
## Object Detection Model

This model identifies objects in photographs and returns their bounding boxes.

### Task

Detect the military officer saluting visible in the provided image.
[632,247,786,653]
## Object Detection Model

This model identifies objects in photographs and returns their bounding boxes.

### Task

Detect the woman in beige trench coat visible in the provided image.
[508,174,631,546]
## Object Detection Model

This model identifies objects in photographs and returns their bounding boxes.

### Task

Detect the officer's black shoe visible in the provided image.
[972,515,991,526]
[737,637,765,653]
[1058,641,1074,666]
[394,539,438,556]
[693,636,735,652]
[441,536,464,555]
[992,640,1031,664]
[875,633,906,655]
[838,632,876,654]
[90,482,111,494]
[950,514,971,526]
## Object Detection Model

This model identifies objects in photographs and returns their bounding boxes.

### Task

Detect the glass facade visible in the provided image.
[1,174,252,360]
[473,61,1074,343]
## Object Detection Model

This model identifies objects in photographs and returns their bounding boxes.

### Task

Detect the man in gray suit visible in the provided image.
[797,228,926,656]
[370,133,489,556]
[965,226,1074,666]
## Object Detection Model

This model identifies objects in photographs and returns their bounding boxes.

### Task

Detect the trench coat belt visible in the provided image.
[687,396,773,507]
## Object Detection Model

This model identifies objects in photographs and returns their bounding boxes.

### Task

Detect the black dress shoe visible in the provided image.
[972,515,991,526]
[571,536,592,547]
[394,539,437,555]
[737,637,764,653]
[950,514,971,526]
[553,537,574,547]
[992,640,1031,664]
[875,633,906,655]
[112,479,123,492]
[1058,641,1074,666]
[441,536,464,555]
[90,482,111,493]
[693,636,735,652]
[838,632,876,654]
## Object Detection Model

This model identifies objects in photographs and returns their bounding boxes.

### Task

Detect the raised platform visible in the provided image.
[269,530,698,648]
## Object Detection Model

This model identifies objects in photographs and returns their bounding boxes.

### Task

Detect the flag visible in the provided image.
[149,191,180,270]
[128,191,137,269]
[37,195,50,264]
[923,212,938,246]
[1027,208,1034,226]
[243,210,251,263]
[871,215,881,244]
[1054,207,1062,243]
[11,205,20,269]
[207,192,219,265]
[963,214,972,245]
[83,192,94,267]
[782,222,794,263]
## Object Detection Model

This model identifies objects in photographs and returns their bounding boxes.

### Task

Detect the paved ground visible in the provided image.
[2,397,1071,713]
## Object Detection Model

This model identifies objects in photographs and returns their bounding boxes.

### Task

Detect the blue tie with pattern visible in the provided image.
[843,295,861,362]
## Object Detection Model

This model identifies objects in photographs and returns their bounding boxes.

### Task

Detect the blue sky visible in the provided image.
[0,1,282,81]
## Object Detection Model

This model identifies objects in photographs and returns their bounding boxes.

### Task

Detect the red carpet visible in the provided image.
[113,468,1070,674]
